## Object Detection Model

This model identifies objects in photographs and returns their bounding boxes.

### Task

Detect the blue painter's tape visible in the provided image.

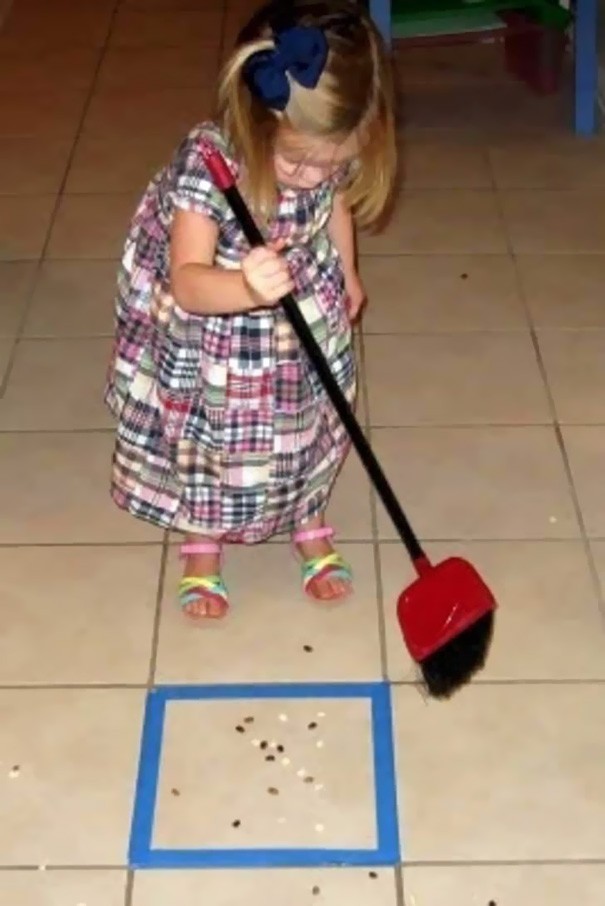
[128,681,401,869]
[128,690,166,866]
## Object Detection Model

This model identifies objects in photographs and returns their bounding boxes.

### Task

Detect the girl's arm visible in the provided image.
[328,192,366,320]
[327,192,358,282]
[170,208,254,314]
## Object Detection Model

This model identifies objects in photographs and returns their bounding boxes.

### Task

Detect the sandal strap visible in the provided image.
[180,542,222,558]
[302,553,352,591]
[178,575,229,609]
[293,526,335,544]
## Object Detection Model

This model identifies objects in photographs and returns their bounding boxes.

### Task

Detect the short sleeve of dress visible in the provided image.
[171,124,233,225]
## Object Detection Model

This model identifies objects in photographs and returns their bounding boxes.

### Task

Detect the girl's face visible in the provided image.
[274,129,359,190]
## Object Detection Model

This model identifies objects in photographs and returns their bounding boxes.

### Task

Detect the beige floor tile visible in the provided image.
[502,190,605,254]
[381,540,605,682]
[0,545,160,684]
[0,688,143,865]
[66,131,177,194]
[372,426,578,540]
[133,868,396,905]
[0,195,55,260]
[563,426,605,536]
[0,48,99,92]
[24,260,116,337]
[0,137,71,195]
[359,191,507,255]
[360,255,525,333]
[155,543,381,683]
[0,337,12,384]
[517,255,605,328]
[98,45,218,90]
[539,329,605,423]
[0,339,113,429]
[394,684,605,860]
[325,450,373,540]
[403,865,605,906]
[588,541,605,603]
[0,4,112,50]
[400,142,491,188]
[123,0,215,7]
[82,88,212,138]
[402,82,569,137]
[364,333,549,426]
[490,138,605,188]
[153,696,376,850]
[0,262,35,337]
[0,432,160,544]
[395,43,513,87]
[0,90,86,139]
[109,8,223,48]
[0,870,127,905]
[46,194,136,259]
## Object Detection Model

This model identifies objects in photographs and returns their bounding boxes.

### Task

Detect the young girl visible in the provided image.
[105,0,396,619]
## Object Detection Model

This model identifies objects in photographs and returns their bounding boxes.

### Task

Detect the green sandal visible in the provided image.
[179,542,229,618]
[293,527,353,600]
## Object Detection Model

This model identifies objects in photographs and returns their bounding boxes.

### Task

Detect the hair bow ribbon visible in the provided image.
[244,25,329,111]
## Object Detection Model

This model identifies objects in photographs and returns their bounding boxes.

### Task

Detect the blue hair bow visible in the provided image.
[244,25,329,112]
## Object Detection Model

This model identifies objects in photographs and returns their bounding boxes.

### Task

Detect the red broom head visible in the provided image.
[397,557,496,699]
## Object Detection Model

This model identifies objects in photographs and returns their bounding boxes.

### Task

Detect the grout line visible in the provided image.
[146,536,169,687]
[2,536,603,550]
[395,865,406,906]
[489,160,605,627]
[399,858,605,868]
[0,0,124,398]
[124,863,134,906]
[355,328,389,682]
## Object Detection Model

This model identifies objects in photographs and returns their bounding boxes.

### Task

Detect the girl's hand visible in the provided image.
[345,272,366,322]
[242,243,294,308]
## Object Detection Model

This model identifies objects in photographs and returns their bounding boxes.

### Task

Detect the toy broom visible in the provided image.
[201,142,496,699]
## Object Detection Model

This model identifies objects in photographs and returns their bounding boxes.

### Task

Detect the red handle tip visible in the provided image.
[199,141,234,191]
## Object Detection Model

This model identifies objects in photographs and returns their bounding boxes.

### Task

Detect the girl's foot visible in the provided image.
[293,525,353,602]
[179,541,229,620]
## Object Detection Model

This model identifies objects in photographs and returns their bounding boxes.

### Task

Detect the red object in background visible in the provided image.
[502,10,568,95]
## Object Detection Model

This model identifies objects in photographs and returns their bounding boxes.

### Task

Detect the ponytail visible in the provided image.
[217,39,283,218]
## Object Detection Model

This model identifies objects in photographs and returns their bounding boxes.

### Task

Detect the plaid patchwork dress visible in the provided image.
[105,122,356,543]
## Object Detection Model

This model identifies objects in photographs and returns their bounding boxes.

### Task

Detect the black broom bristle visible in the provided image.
[419,612,495,699]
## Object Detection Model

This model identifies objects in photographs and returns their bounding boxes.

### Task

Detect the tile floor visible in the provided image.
[1,0,605,903]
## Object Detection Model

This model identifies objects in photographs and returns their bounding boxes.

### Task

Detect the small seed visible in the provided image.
[369,871,378,879]
[303,645,313,653]
[265,755,276,762]
[268,787,279,796]
[304,775,315,784]
[232,819,241,828]
[312,886,321,896]
[308,722,318,730]
[278,713,289,723]
[171,788,180,797]
[9,766,20,778]
[235,725,245,734]
[460,272,469,279]
[260,741,268,750]
[244,716,254,724]
[277,744,285,753]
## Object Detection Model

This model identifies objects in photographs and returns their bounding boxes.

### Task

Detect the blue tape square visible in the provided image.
[129,682,401,869]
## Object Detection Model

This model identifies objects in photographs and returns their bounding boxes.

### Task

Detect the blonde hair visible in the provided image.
[217,0,397,227]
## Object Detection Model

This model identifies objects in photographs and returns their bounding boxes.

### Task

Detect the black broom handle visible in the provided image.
[202,147,425,562]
